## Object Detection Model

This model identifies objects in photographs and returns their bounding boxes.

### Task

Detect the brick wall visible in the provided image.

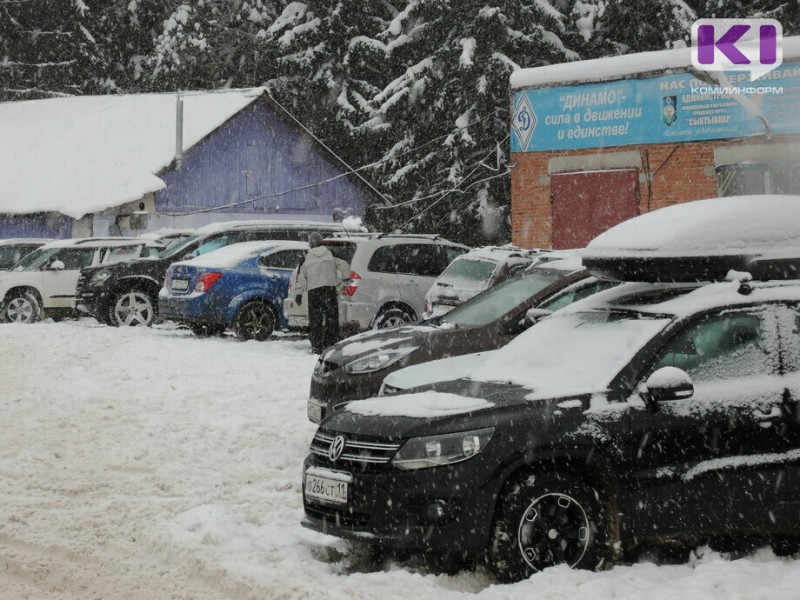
[511,135,798,248]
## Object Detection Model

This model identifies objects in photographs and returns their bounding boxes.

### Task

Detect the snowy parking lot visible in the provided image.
[4,320,800,599]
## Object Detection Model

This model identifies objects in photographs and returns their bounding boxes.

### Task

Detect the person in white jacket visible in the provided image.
[294,232,350,353]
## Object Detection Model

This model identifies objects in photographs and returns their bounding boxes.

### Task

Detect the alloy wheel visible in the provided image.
[5,294,39,323]
[112,291,154,327]
[235,302,274,341]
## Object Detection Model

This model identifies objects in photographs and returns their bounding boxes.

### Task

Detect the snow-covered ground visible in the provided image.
[3,320,800,599]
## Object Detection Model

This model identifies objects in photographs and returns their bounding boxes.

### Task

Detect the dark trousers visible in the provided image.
[308,286,340,353]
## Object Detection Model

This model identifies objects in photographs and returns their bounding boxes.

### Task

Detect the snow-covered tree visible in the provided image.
[144,0,280,91]
[0,0,105,100]
[344,1,578,245]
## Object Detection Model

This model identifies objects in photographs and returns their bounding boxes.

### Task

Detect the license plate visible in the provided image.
[171,279,189,291]
[305,468,351,505]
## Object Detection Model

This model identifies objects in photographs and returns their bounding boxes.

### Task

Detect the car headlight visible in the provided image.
[90,269,111,285]
[392,427,494,470]
[343,346,419,375]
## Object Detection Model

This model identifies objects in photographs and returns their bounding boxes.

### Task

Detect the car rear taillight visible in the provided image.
[195,272,222,293]
[343,271,361,297]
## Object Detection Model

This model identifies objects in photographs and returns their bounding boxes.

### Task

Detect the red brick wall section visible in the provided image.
[511,136,800,249]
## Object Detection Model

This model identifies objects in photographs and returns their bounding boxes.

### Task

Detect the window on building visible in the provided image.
[717,162,800,196]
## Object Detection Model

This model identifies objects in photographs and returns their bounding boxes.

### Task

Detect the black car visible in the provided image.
[76,221,354,327]
[308,263,616,422]
[302,278,800,579]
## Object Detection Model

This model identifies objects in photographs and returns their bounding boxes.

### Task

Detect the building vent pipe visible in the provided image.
[175,95,184,169]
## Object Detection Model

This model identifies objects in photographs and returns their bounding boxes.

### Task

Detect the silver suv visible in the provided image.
[285,233,469,332]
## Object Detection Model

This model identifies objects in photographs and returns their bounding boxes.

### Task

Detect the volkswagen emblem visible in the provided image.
[329,435,346,462]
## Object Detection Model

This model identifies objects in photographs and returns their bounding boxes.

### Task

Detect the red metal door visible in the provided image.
[551,169,640,249]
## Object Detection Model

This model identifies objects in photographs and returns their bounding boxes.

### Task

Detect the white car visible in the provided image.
[0,237,163,323]
[423,246,540,319]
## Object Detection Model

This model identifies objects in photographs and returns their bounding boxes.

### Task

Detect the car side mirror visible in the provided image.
[525,308,553,325]
[49,259,65,270]
[644,367,694,409]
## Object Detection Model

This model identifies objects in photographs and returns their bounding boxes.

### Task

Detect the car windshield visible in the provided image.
[159,234,202,259]
[441,270,562,327]
[438,258,498,286]
[12,247,61,271]
[473,309,674,398]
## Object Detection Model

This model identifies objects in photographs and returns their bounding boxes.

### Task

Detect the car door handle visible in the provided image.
[754,406,783,428]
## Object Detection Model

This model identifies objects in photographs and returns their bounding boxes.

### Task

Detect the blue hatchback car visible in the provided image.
[159,240,308,340]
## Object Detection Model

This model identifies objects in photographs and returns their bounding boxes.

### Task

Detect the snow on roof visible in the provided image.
[0,88,265,219]
[586,195,800,258]
[176,240,308,269]
[511,36,800,89]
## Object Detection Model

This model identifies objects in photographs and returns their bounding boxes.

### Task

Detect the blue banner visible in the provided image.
[511,63,800,152]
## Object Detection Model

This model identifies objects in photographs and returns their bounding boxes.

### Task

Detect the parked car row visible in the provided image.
[301,194,800,582]
[0,237,165,323]
[0,222,481,342]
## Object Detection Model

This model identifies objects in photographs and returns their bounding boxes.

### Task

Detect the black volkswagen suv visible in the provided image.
[76,220,352,327]
[303,278,800,579]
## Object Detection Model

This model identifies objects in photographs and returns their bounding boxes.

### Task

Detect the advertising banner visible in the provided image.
[511,63,800,153]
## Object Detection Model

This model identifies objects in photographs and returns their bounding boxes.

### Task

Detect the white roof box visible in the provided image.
[582,195,800,282]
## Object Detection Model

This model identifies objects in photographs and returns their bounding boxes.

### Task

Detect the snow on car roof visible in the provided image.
[0,238,53,245]
[587,195,800,258]
[560,279,800,320]
[176,240,308,268]
[40,237,145,249]
[583,195,800,282]
[468,278,800,398]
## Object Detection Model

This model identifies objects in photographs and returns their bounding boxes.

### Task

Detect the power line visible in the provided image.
[395,135,511,230]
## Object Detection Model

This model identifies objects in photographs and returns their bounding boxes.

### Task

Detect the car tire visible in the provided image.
[233,300,275,341]
[2,290,42,324]
[109,289,156,327]
[488,471,610,582]
[373,306,414,329]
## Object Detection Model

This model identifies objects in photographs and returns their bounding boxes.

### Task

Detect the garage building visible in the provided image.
[510,36,800,249]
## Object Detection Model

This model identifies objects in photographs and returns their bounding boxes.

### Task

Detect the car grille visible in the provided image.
[75,271,90,298]
[310,430,401,465]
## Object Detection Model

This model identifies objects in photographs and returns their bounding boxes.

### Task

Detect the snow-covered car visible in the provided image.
[302,194,800,580]
[307,260,616,422]
[422,246,540,319]
[159,241,307,339]
[0,238,52,270]
[0,237,164,323]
